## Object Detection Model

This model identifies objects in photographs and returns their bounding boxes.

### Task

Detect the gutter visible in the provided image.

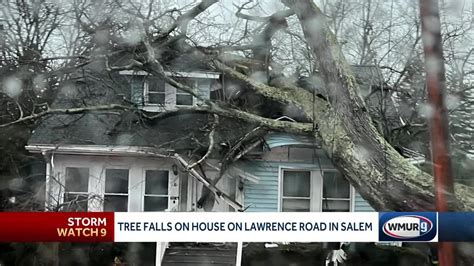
[25,144,173,157]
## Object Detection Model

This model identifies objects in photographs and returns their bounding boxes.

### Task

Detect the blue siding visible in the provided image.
[242,133,374,212]
[242,161,332,212]
[354,192,375,212]
[242,161,280,212]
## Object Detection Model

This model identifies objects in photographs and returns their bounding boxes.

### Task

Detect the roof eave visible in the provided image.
[25,144,174,157]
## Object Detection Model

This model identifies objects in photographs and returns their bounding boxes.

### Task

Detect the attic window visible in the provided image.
[176,89,193,106]
[121,70,218,111]
[147,77,166,104]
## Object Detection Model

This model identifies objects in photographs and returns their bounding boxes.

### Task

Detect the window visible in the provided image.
[175,78,194,106]
[121,70,221,110]
[281,170,311,212]
[176,88,193,106]
[64,167,89,211]
[104,169,129,212]
[146,77,166,105]
[322,171,351,212]
[144,170,169,211]
[280,169,352,212]
[127,75,194,107]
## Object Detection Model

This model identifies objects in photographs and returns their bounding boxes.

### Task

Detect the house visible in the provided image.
[25,49,417,265]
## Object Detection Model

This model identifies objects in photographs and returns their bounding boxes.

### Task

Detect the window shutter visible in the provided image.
[130,76,144,105]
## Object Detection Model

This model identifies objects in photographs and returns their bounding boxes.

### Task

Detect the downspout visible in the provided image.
[42,151,52,211]
[41,151,59,266]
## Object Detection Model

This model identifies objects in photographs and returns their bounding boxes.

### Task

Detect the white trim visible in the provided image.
[277,166,282,212]
[236,242,243,266]
[350,186,356,212]
[186,174,194,211]
[119,70,220,79]
[25,145,172,156]
[156,242,168,266]
[277,165,323,212]
[43,152,52,210]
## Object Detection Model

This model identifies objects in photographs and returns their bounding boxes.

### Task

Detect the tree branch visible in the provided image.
[157,0,218,38]
[0,104,134,128]
[187,114,218,169]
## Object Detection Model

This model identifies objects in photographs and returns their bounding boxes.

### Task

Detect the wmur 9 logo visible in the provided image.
[379,212,437,242]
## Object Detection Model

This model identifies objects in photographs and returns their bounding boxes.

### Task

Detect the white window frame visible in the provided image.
[62,166,90,211]
[320,169,354,212]
[120,70,219,111]
[278,167,354,212]
[174,81,195,107]
[141,77,194,109]
[142,168,171,212]
[143,78,167,106]
[280,169,320,212]
[103,168,130,212]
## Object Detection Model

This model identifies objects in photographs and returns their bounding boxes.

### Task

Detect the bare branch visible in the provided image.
[0,104,134,128]
[234,2,294,23]
[187,114,219,169]
[158,0,218,38]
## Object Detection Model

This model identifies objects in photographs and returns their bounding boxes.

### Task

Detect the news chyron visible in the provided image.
[379,212,437,242]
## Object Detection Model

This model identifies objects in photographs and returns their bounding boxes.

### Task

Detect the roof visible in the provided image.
[28,48,237,152]
[28,61,398,153]
[28,111,256,154]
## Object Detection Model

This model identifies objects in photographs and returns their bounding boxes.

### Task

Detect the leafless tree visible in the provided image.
[1,0,474,262]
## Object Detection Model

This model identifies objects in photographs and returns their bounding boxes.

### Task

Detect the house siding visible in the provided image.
[242,161,279,212]
[242,133,374,212]
[242,160,374,212]
[354,193,375,212]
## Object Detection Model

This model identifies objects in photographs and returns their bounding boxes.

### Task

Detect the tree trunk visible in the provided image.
[274,0,474,212]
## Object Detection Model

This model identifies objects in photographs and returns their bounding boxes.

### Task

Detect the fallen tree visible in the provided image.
[3,0,473,213]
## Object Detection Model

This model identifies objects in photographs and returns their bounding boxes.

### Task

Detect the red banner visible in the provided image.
[0,212,114,242]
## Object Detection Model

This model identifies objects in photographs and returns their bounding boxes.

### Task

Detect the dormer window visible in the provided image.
[121,70,219,112]
[146,77,166,105]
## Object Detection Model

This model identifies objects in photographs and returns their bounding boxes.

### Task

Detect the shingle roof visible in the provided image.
[28,111,257,153]
[28,62,398,151]
[28,50,232,151]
